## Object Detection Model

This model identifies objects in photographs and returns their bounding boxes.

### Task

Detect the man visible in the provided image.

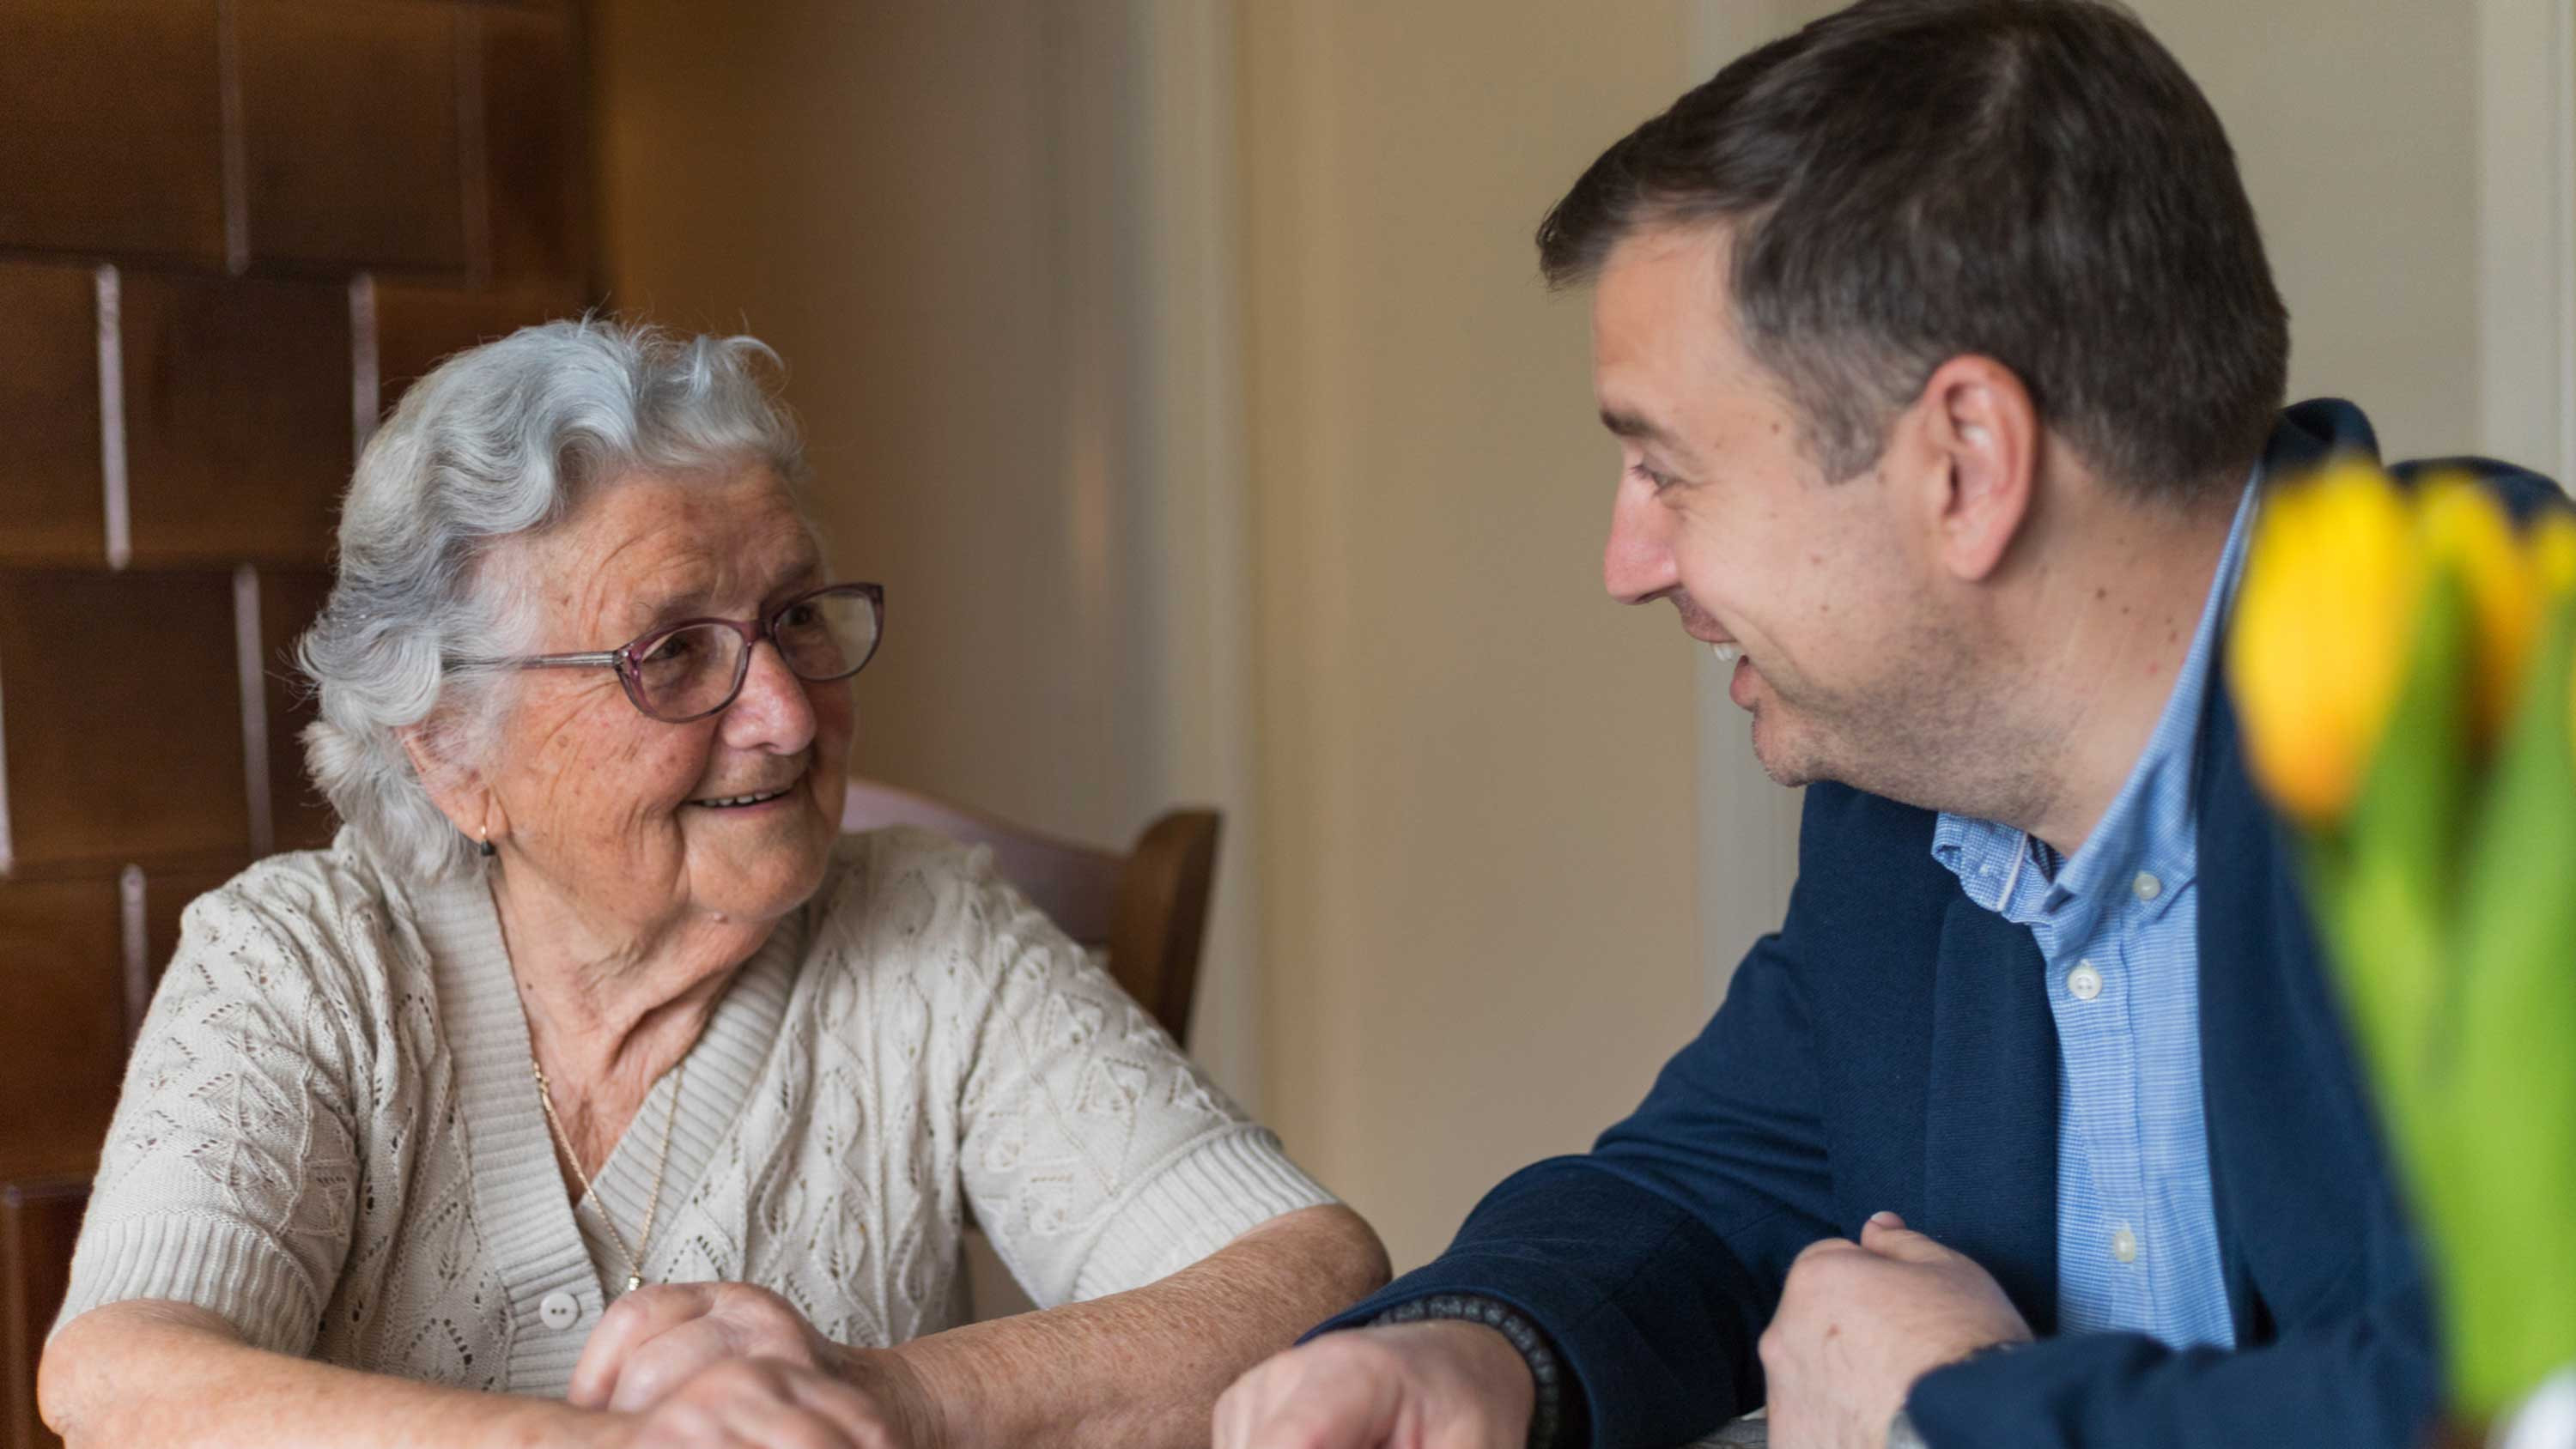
[1212,2,2563,1447]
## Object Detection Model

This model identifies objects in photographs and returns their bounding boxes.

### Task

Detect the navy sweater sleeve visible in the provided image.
[1907,1298,2436,1449]
[1310,877,1843,1449]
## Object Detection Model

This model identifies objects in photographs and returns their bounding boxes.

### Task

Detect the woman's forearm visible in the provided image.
[46,1205,1389,1449]
[41,1300,612,1449]
[884,1203,1390,1449]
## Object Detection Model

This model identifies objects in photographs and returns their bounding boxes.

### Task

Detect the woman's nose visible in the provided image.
[719,640,819,753]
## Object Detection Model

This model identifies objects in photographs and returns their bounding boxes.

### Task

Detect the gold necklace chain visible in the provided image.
[532,1055,685,1294]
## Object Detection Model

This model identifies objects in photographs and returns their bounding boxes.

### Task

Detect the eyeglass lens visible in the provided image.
[631,588,881,720]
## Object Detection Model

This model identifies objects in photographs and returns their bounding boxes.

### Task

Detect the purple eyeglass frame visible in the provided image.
[447,581,885,724]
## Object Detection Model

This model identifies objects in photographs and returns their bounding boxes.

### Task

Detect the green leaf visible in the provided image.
[2318,568,2476,1174]
[2431,591,2576,1415]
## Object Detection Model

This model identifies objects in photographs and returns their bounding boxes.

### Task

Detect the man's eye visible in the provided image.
[1631,460,1680,493]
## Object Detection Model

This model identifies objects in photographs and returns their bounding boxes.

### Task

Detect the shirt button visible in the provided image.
[2111,1226,2140,1264]
[2067,961,2104,1002]
[539,1290,581,1331]
[2132,871,2163,902]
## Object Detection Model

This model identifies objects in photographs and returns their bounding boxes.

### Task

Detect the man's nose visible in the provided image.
[1602,484,1680,605]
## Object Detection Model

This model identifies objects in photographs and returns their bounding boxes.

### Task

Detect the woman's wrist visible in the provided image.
[842,1342,955,1449]
[507,1396,634,1449]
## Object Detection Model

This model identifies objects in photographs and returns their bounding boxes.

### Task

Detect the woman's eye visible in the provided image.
[778,603,819,630]
[642,634,696,664]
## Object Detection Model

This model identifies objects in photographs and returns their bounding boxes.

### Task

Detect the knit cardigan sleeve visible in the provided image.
[52,867,377,1355]
[911,836,1334,1307]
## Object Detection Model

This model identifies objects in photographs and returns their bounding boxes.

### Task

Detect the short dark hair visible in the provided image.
[1539,0,2288,504]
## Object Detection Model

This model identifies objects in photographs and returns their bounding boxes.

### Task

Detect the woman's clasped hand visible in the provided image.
[576,1284,939,1449]
[604,1356,924,1449]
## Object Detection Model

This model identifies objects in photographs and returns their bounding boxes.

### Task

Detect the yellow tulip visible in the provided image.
[2533,511,2576,597]
[2229,459,2423,828]
[2539,513,2576,778]
[2417,475,2543,747]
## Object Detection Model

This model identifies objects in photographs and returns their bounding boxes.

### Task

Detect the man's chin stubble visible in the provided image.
[1746,712,1830,790]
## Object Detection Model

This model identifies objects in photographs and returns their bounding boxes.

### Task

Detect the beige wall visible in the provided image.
[1237,1,1707,1270]
[2133,0,2483,464]
[2144,0,2576,479]
[592,1,1158,848]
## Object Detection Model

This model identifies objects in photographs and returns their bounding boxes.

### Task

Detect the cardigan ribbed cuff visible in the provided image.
[51,1212,320,1355]
[1070,1125,1337,1300]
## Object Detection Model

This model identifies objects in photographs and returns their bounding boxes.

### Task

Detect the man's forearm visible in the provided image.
[42,1300,609,1449]
[888,1203,1390,1449]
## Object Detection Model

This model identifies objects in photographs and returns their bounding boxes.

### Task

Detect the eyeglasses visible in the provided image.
[449,582,885,723]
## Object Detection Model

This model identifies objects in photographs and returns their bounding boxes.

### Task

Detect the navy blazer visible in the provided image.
[1318,402,2567,1449]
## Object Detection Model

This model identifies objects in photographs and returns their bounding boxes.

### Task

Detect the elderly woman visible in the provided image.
[39,321,1387,1448]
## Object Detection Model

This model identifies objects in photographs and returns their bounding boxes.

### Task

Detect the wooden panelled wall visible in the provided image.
[0,3,592,1442]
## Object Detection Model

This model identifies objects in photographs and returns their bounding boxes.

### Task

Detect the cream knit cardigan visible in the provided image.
[55,826,1332,1397]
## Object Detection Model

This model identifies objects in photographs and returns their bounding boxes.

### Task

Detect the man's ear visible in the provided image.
[398,724,501,845]
[1902,355,2040,584]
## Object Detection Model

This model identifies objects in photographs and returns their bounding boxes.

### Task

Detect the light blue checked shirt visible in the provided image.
[1928,476,2259,1350]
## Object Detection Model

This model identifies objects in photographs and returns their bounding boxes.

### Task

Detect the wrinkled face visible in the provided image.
[482,464,854,937]
[1594,223,1963,790]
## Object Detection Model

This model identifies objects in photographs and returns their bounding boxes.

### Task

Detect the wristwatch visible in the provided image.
[1370,1293,1568,1449]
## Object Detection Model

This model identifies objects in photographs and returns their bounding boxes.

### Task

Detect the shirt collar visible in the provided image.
[1931,470,2262,939]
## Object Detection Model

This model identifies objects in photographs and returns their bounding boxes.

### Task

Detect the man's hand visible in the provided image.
[571,1282,941,1447]
[1212,1319,1536,1449]
[1760,1212,2032,1449]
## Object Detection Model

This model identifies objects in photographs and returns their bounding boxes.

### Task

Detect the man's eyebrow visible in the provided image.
[1601,408,1704,471]
[1601,408,1676,446]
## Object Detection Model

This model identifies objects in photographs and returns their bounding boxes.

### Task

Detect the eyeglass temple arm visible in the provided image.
[444,651,626,670]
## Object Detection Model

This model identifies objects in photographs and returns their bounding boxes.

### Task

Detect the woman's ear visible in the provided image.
[399,724,504,847]
[1906,355,2041,584]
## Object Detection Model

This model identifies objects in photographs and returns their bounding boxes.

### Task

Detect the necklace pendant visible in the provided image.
[623,1274,642,1294]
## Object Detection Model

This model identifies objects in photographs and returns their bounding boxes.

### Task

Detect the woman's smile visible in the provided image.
[686,770,808,812]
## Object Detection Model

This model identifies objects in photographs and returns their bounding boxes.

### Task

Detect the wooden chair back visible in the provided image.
[839,779,1221,1046]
